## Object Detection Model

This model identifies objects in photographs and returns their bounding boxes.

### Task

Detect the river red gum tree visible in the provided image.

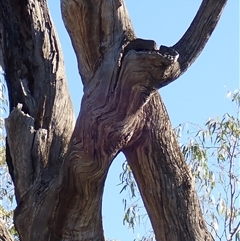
[0,0,227,240]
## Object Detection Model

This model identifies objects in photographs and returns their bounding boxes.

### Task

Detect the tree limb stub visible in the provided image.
[5,104,35,202]
[118,0,228,88]
[0,0,75,184]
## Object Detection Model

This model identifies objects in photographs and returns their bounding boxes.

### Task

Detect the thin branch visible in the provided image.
[171,0,228,80]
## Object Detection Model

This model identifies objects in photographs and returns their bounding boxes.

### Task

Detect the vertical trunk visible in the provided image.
[123,92,213,240]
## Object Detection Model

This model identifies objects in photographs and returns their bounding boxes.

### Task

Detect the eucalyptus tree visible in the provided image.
[0,0,228,240]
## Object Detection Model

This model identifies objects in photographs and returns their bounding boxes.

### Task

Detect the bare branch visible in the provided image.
[172,0,228,79]
[61,0,135,86]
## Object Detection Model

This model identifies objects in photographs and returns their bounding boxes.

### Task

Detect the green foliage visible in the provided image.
[119,159,156,240]
[119,89,240,241]
[119,161,140,230]
[133,233,155,241]
[175,89,240,241]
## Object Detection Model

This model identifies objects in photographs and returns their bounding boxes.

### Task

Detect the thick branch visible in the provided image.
[123,92,213,241]
[113,43,214,239]
[120,0,228,87]
[61,0,135,86]
[0,0,75,196]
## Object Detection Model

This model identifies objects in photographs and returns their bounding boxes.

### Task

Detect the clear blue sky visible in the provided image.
[47,1,239,240]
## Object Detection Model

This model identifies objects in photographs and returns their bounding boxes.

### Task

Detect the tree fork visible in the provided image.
[0,0,228,240]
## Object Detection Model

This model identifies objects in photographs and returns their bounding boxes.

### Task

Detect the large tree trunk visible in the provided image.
[123,92,210,240]
[0,0,227,240]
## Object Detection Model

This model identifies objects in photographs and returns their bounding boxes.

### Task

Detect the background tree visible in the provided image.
[182,90,240,241]
[0,0,229,240]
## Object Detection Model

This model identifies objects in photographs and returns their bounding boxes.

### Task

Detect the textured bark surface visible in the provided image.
[123,93,210,240]
[0,0,228,240]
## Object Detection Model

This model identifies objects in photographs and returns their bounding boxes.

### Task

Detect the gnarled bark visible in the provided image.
[123,92,211,240]
[0,0,228,240]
